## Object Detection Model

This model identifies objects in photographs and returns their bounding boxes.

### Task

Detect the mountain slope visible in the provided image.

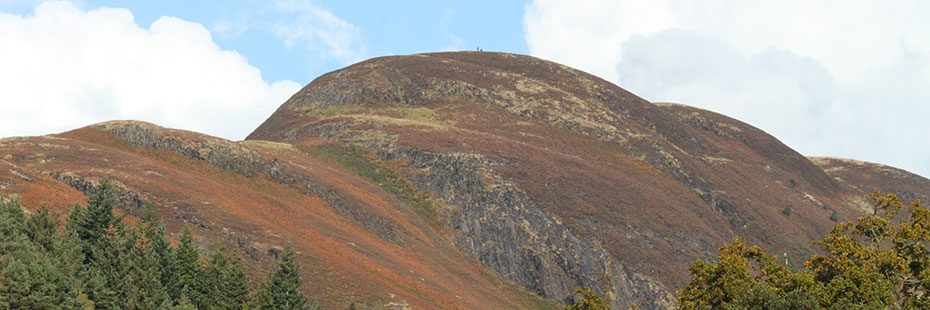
[0,121,551,309]
[249,52,914,308]
[812,157,930,206]
[1,51,928,309]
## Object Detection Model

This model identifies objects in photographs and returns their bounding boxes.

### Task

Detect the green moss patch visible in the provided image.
[306,143,438,223]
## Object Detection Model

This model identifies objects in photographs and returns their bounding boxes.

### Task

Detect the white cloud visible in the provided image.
[524,0,930,177]
[273,0,365,63]
[523,0,676,82]
[0,1,302,140]
[616,29,838,154]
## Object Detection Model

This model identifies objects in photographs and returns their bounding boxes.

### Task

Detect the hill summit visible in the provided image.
[2,52,927,309]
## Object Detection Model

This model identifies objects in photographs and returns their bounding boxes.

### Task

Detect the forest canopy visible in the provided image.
[0,180,313,309]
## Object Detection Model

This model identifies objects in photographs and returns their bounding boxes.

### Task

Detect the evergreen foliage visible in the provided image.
[0,180,314,309]
[206,250,250,309]
[175,229,211,309]
[258,246,312,310]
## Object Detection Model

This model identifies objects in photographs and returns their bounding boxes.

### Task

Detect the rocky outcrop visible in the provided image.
[310,122,675,308]
[393,147,675,309]
[53,172,148,215]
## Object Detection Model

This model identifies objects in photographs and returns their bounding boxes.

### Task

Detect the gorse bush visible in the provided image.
[679,192,930,309]
[0,180,312,309]
[564,287,610,310]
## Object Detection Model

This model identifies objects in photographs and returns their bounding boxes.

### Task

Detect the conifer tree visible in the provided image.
[68,180,124,264]
[0,254,34,308]
[262,246,310,309]
[251,282,274,310]
[25,207,58,251]
[31,251,82,309]
[0,199,80,309]
[0,192,267,310]
[63,182,132,309]
[83,260,120,309]
[173,294,198,310]
[0,198,26,244]
[142,208,179,300]
[174,229,209,308]
[207,250,250,309]
[124,230,171,309]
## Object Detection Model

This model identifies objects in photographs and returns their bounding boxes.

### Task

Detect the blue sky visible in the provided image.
[71,1,530,83]
[0,0,928,177]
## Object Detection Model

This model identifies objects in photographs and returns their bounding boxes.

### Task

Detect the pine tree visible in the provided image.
[0,256,34,308]
[0,238,80,309]
[68,180,124,264]
[173,294,198,310]
[26,207,59,252]
[142,208,180,301]
[30,252,80,309]
[206,250,250,309]
[84,266,120,309]
[0,199,81,309]
[262,246,310,309]
[174,229,209,308]
[0,198,26,247]
[124,230,171,309]
[1,193,266,310]
[81,180,121,240]
[64,202,85,244]
[63,180,136,308]
[251,282,273,310]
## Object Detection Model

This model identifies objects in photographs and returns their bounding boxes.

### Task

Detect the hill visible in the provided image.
[811,157,930,209]
[2,52,928,309]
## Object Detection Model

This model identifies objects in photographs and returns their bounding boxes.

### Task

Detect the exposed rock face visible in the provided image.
[304,125,676,308]
[2,52,929,309]
[387,145,674,307]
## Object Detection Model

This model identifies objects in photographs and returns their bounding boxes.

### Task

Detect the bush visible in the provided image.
[564,287,609,310]
[679,192,930,309]
[829,209,839,222]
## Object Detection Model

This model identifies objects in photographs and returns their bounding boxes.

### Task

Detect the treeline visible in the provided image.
[679,193,930,309]
[0,181,312,309]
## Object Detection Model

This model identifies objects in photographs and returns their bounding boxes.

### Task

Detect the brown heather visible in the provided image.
[1,52,927,309]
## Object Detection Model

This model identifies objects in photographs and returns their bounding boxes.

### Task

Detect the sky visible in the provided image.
[0,1,927,177]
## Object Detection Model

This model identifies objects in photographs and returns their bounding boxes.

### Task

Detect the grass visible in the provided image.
[394,106,437,123]
[297,104,437,122]
[306,143,439,223]
[297,104,450,131]
[296,104,360,117]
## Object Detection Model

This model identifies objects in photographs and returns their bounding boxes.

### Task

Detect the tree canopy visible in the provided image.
[679,192,930,309]
[0,180,313,309]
